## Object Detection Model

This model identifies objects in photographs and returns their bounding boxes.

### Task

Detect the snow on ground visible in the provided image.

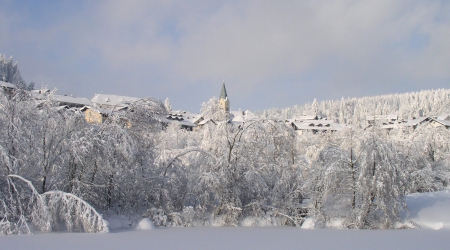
[403,189,450,230]
[136,218,155,230]
[1,227,449,250]
[1,190,450,250]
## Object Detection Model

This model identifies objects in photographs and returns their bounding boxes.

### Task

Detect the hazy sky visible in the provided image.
[1,0,449,112]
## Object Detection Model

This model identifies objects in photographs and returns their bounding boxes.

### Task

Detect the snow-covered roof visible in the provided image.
[292,121,342,131]
[366,114,398,121]
[183,114,204,124]
[303,120,333,125]
[57,105,70,111]
[436,114,450,121]
[0,81,16,89]
[80,106,112,115]
[30,89,51,100]
[198,118,216,126]
[366,117,450,130]
[91,94,141,108]
[297,115,319,121]
[167,111,205,124]
[285,119,296,123]
[244,110,256,120]
[230,110,256,124]
[232,115,244,123]
[53,95,92,106]
[230,110,244,117]
[387,114,398,120]
[381,123,403,130]
[31,88,50,94]
[167,119,197,127]
[405,117,429,127]
[432,119,450,127]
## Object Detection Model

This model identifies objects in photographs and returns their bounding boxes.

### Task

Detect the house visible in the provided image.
[29,90,91,108]
[80,106,110,124]
[429,119,450,129]
[379,120,408,131]
[165,111,201,131]
[30,89,50,102]
[91,94,141,109]
[197,118,217,130]
[284,115,320,125]
[404,117,431,129]
[52,95,92,108]
[288,118,345,134]
[229,110,257,127]
[367,115,450,132]
[366,114,398,125]
[183,113,205,126]
[164,110,221,131]
[0,81,16,97]
[436,114,450,121]
[297,115,319,121]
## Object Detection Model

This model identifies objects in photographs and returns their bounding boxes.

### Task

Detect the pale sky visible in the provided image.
[1,0,449,112]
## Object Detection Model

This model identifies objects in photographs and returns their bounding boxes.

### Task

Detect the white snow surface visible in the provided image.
[2,190,450,250]
[403,189,450,230]
[1,227,449,250]
[136,218,155,230]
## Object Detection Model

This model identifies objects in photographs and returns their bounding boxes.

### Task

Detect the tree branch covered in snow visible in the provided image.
[0,175,108,235]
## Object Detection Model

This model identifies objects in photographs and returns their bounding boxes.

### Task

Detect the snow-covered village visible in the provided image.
[1,1,450,249]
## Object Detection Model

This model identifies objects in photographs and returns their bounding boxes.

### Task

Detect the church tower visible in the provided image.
[219,81,230,113]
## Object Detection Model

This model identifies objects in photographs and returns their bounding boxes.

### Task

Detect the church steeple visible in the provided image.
[219,80,230,113]
[220,80,228,100]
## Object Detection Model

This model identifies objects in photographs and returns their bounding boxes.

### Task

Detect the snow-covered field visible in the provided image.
[1,227,449,250]
[1,190,450,250]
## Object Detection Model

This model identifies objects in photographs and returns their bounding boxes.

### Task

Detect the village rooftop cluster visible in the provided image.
[2,80,450,133]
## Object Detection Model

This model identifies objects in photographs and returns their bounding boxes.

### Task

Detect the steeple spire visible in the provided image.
[218,80,230,114]
[220,80,228,100]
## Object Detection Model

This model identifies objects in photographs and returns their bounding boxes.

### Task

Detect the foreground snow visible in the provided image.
[1,190,450,250]
[404,189,450,230]
[1,227,449,250]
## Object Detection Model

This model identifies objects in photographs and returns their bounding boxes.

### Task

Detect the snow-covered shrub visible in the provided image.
[167,212,183,226]
[0,175,108,235]
[0,175,51,235]
[43,191,109,233]
[216,204,242,227]
[181,206,195,227]
[143,208,167,227]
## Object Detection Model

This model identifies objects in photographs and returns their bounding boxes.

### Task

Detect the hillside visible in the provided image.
[260,89,450,127]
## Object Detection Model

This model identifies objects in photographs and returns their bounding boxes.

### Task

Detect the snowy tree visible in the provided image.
[164,97,172,113]
[0,54,27,89]
[200,97,227,121]
[305,130,408,229]
[0,175,108,235]
[311,98,319,116]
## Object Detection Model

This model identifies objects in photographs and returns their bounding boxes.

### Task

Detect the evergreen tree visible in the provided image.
[0,54,27,89]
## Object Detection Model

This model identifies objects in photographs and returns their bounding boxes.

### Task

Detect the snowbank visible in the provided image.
[301,189,450,230]
[136,218,155,230]
[301,218,315,229]
[403,189,450,230]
